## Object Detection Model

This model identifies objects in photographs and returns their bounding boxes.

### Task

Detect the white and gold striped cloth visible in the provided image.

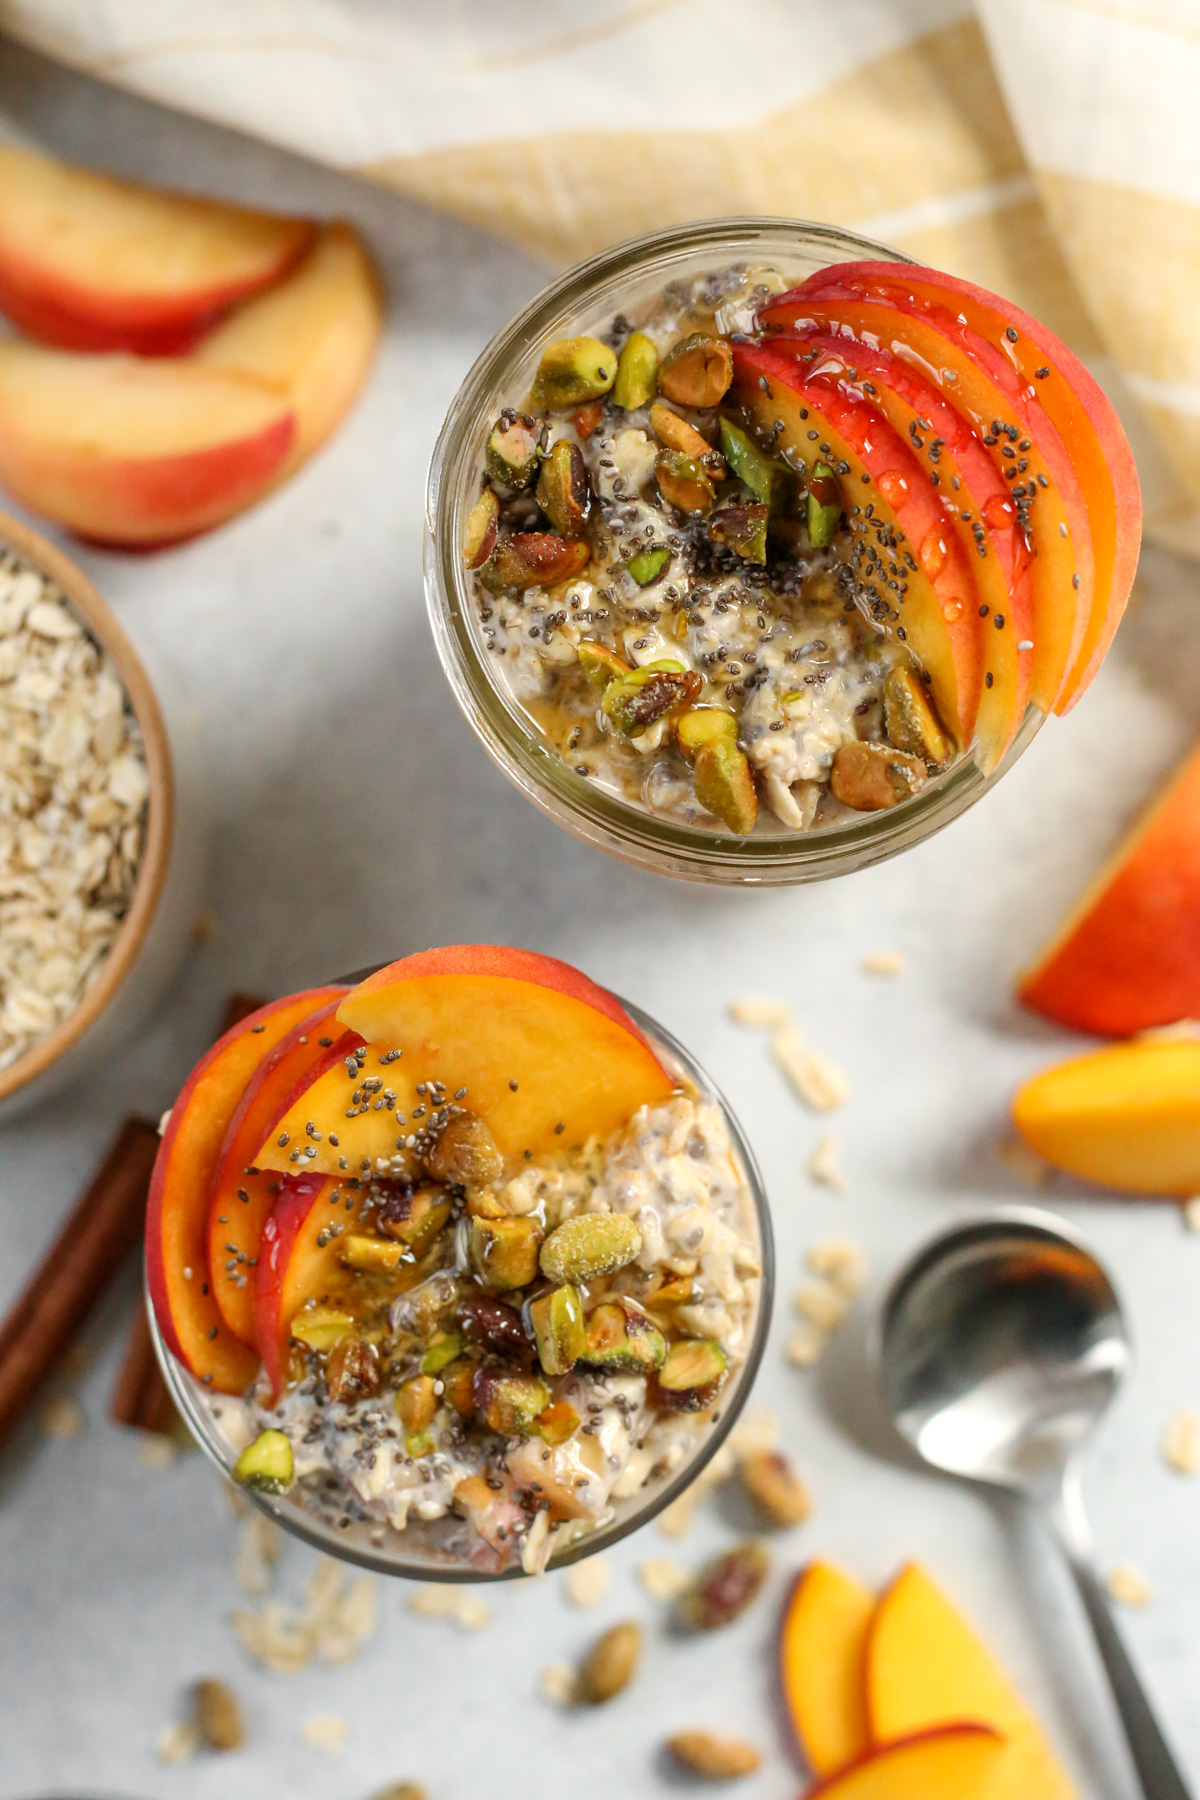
[2,0,1197,554]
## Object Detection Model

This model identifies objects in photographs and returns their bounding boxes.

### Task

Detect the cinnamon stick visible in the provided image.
[0,1116,158,1450]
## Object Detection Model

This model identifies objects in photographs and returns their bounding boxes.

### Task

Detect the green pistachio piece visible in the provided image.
[485,1373,551,1436]
[406,1429,436,1458]
[693,738,758,834]
[340,1233,404,1273]
[479,532,591,595]
[536,438,591,537]
[379,1189,453,1257]
[440,1356,479,1416]
[539,1212,642,1283]
[470,1215,542,1290]
[396,1373,437,1432]
[650,402,725,477]
[463,488,499,569]
[658,333,734,408]
[709,501,768,564]
[421,1331,465,1376]
[830,741,927,812]
[675,706,737,762]
[485,414,541,489]
[627,545,670,587]
[290,1306,355,1351]
[534,1400,580,1446]
[655,1337,728,1411]
[807,461,842,546]
[719,418,773,500]
[602,660,702,737]
[233,1428,294,1495]
[883,667,955,765]
[424,1112,503,1187]
[529,1282,586,1375]
[583,1301,666,1372]
[577,639,631,689]
[656,449,716,516]
[531,336,617,408]
[613,330,659,410]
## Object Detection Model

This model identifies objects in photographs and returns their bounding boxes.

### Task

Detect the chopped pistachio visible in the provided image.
[577,639,631,689]
[234,1429,294,1495]
[424,1112,503,1187]
[883,667,955,765]
[535,1400,580,1446]
[462,488,499,569]
[583,1301,666,1372]
[327,1338,381,1403]
[830,742,927,811]
[421,1331,465,1376]
[694,738,758,834]
[479,533,590,595]
[531,336,617,408]
[806,461,842,546]
[613,331,659,410]
[709,501,769,564]
[650,402,725,477]
[601,661,701,736]
[658,334,734,408]
[741,1448,811,1526]
[484,1373,550,1436]
[290,1307,355,1351]
[675,706,737,761]
[406,1429,435,1458]
[656,449,715,516]
[627,545,670,587]
[536,439,591,537]
[485,414,540,489]
[379,1189,452,1256]
[439,1356,478,1416]
[656,1337,727,1410]
[529,1283,587,1375]
[571,400,605,440]
[540,1212,643,1283]
[395,1374,437,1433]
[340,1233,404,1273]
[719,418,780,504]
[470,1215,541,1289]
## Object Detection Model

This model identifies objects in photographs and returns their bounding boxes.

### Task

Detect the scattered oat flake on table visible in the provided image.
[156,1720,199,1765]
[40,1394,83,1438]
[408,1585,490,1631]
[1183,1198,1200,1235]
[638,1556,690,1602]
[728,995,792,1028]
[1162,1410,1200,1474]
[861,950,906,976]
[807,1239,867,1298]
[996,1136,1051,1188]
[795,1280,850,1330]
[302,1715,348,1755]
[137,1433,176,1470]
[772,1023,849,1111]
[808,1132,847,1192]
[656,1487,701,1539]
[785,1321,827,1368]
[232,1556,378,1673]
[540,1661,581,1706]
[565,1554,611,1607]
[729,1406,778,1460]
[1107,1565,1153,1607]
[235,1511,282,1597]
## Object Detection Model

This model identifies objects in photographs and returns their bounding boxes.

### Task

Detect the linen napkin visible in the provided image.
[2,0,1196,556]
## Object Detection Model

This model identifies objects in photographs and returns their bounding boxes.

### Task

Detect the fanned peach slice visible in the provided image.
[0,343,294,544]
[763,332,1033,769]
[145,989,341,1394]
[254,944,676,1178]
[762,284,1092,719]
[868,1564,1075,1800]
[780,1562,875,1776]
[0,144,313,354]
[207,992,349,1348]
[1020,742,1200,1035]
[197,221,383,482]
[796,262,1140,712]
[808,1725,1007,1800]
[1013,1038,1200,1196]
[730,341,982,753]
[254,1174,349,1398]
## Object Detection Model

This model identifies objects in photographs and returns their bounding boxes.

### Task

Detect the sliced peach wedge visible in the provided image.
[794,263,1141,712]
[1013,1038,1200,1197]
[254,1173,355,1399]
[808,1725,1007,1800]
[0,144,313,355]
[0,342,295,544]
[730,340,983,754]
[252,945,676,1180]
[779,1561,875,1776]
[145,988,344,1393]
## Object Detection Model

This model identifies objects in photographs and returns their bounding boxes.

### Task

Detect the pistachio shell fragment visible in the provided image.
[677,1540,769,1631]
[709,501,768,564]
[580,1620,642,1703]
[883,666,955,765]
[627,545,670,587]
[485,414,540,489]
[536,438,591,537]
[650,402,726,477]
[601,661,701,736]
[539,1212,643,1283]
[395,1373,437,1432]
[806,461,842,546]
[694,738,758,834]
[290,1307,355,1351]
[613,330,659,410]
[340,1233,404,1273]
[830,741,928,811]
[583,1301,666,1372]
[529,1282,586,1375]
[658,333,734,408]
[479,532,591,595]
[462,487,499,569]
[234,1428,294,1494]
[471,1215,542,1290]
[656,1337,727,1410]
[675,706,737,761]
[425,1111,503,1186]
[577,639,631,689]
[483,1372,550,1435]
[531,336,617,408]
[656,449,716,516]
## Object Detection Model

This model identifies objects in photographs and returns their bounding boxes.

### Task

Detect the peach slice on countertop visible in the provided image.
[145,988,343,1394]
[807,1724,1007,1800]
[867,1563,1075,1800]
[780,1561,875,1776]
[1019,741,1200,1036]
[1013,1037,1200,1197]
[253,944,676,1179]
[0,143,313,355]
[0,342,295,545]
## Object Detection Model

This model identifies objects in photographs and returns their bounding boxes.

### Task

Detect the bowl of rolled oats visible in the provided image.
[0,513,179,1113]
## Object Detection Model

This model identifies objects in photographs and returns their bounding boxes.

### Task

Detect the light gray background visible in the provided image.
[0,37,1197,1800]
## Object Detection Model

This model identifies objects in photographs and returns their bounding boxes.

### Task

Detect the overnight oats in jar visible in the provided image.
[426,220,1140,883]
[146,946,771,1578]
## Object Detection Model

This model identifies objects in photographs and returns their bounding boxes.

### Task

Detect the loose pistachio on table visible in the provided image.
[677,1540,770,1631]
[580,1620,643,1703]
[740,1448,811,1527]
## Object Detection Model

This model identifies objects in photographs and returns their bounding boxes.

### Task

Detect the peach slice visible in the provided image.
[145,989,342,1393]
[0,342,294,544]
[1013,1038,1200,1197]
[253,945,676,1178]
[795,263,1140,713]
[253,1173,349,1398]
[867,1564,1074,1800]
[780,1562,875,1776]
[196,221,383,482]
[0,144,313,355]
[731,341,982,752]
[808,1725,1007,1800]
[762,285,1092,720]
[207,992,348,1348]
[1019,742,1200,1035]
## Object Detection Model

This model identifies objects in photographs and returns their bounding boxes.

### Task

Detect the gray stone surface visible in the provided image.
[0,38,1197,1800]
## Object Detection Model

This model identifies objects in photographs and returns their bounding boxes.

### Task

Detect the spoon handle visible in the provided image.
[1048,1478,1193,1800]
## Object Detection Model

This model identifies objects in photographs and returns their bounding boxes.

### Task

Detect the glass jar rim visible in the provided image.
[425,216,1042,885]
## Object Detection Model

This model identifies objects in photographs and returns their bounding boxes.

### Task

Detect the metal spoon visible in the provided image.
[876,1207,1192,1800]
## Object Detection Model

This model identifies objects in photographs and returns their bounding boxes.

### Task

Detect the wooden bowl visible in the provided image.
[0,513,176,1112]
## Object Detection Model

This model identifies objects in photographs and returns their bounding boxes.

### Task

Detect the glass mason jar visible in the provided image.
[425,217,1041,885]
[150,994,774,1583]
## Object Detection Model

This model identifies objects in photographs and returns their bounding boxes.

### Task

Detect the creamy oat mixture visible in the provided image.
[464,263,955,837]
[0,548,148,1067]
[212,1088,760,1573]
